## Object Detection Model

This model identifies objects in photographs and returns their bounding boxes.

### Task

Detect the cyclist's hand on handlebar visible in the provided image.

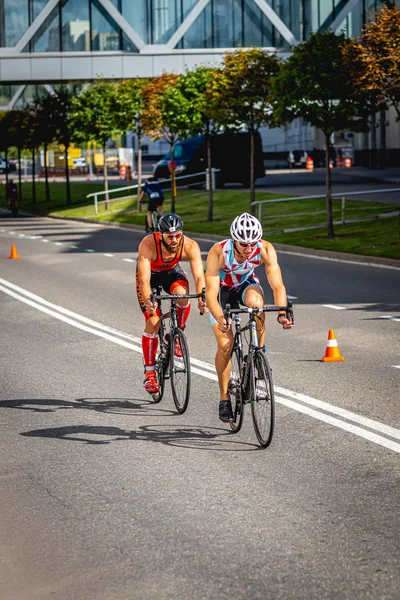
[278,314,293,329]
[198,297,208,314]
[145,298,157,315]
[217,315,231,332]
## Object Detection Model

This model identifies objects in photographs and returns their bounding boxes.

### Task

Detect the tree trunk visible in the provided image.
[32,149,37,204]
[206,133,213,222]
[103,145,109,210]
[5,147,9,187]
[137,130,143,213]
[325,133,334,238]
[250,130,255,215]
[44,142,50,202]
[64,144,72,205]
[17,147,22,203]
[171,143,176,214]
[379,108,387,169]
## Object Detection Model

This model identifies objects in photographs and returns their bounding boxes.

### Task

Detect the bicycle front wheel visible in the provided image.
[250,351,275,448]
[152,347,168,404]
[170,329,191,414]
[228,345,244,433]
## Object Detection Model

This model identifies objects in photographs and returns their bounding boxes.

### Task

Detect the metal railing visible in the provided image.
[86,170,218,214]
[251,187,400,223]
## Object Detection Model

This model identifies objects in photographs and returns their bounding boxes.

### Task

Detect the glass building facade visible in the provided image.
[0,0,394,53]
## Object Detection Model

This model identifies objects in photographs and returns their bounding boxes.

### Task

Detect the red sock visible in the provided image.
[142,333,158,370]
[177,302,191,329]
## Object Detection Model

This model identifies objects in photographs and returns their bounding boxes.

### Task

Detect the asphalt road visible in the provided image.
[0,214,399,600]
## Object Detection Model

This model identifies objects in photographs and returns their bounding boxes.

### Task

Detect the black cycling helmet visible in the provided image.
[158,213,183,233]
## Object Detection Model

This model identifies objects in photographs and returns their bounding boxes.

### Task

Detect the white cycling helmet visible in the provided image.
[230,212,263,244]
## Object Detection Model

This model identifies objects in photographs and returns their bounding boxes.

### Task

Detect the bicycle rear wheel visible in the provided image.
[170,328,191,414]
[250,350,275,448]
[228,345,244,433]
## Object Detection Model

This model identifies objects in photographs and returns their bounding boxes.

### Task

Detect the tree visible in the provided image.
[35,93,60,202]
[113,79,148,211]
[172,67,220,221]
[142,73,181,213]
[24,105,42,204]
[72,81,117,210]
[344,4,400,122]
[6,110,30,203]
[50,87,76,206]
[0,111,16,188]
[210,48,280,213]
[273,31,377,238]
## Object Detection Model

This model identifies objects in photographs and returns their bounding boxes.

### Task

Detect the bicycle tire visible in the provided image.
[228,345,244,433]
[170,328,191,414]
[152,343,168,403]
[250,350,275,448]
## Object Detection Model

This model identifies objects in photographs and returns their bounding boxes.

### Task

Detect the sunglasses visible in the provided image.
[163,231,182,240]
[237,241,258,249]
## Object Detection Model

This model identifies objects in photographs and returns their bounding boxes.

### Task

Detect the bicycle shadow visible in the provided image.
[0,397,176,417]
[20,423,259,451]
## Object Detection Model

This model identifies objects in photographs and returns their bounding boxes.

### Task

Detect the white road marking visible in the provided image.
[70,245,78,248]
[18,234,25,237]
[392,365,400,369]
[54,242,63,246]
[8,231,15,234]
[104,253,114,257]
[41,239,49,243]
[85,249,95,252]
[379,315,400,322]
[323,304,347,310]
[287,295,298,300]
[123,258,135,263]
[1,277,399,454]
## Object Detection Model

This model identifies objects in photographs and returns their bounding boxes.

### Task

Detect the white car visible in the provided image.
[72,157,87,168]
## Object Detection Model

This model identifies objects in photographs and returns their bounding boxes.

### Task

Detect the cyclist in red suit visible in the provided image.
[136,213,207,394]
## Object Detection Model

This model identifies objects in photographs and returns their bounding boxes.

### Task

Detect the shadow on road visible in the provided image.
[0,397,176,417]
[1,397,260,450]
[20,423,259,451]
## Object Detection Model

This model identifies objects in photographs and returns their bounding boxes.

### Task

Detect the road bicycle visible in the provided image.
[224,301,294,448]
[149,286,205,414]
[144,209,161,234]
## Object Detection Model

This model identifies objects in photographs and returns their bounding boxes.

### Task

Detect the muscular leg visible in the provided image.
[144,314,160,335]
[243,286,265,348]
[212,324,234,400]
[172,283,191,329]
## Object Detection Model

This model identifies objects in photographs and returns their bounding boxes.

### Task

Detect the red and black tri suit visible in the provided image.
[136,232,188,318]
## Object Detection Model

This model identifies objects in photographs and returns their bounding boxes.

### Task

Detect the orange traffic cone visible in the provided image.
[8,244,21,259]
[321,329,344,362]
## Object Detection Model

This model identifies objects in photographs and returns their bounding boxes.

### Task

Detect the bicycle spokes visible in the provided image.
[228,346,244,433]
[250,352,275,448]
[170,329,191,414]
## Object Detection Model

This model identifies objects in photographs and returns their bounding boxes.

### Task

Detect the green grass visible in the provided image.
[1,181,399,259]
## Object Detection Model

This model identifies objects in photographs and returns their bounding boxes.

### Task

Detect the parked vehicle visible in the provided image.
[287,150,308,168]
[0,155,17,174]
[153,131,265,188]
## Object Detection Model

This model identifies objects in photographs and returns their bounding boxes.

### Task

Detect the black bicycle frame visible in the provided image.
[227,301,294,397]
